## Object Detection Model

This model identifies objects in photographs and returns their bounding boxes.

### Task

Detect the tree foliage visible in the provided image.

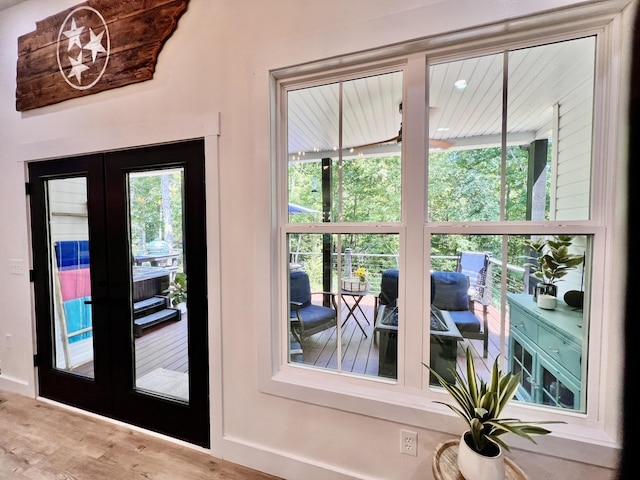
[288,145,542,272]
[129,172,184,255]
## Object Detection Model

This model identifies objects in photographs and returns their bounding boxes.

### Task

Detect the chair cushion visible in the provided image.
[446,310,481,334]
[379,269,399,305]
[290,304,336,331]
[431,271,469,311]
[458,251,488,284]
[290,270,312,307]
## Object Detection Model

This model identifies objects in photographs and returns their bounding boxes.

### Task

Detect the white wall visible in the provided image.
[0,1,630,479]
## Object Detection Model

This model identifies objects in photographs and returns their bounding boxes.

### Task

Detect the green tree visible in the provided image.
[288,144,537,274]
[129,172,184,255]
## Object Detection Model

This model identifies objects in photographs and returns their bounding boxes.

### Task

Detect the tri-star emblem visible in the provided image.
[56,7,110,90]
[16,0,190,111]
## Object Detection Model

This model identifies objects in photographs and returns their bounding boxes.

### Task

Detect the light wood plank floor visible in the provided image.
[1,299,506,479]
[0,390,282,480]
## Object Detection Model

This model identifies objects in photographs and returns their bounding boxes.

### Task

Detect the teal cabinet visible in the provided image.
[507,294,584,410]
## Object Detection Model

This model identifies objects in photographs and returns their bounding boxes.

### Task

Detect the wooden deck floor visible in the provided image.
[294,294,507,382]
[70,296,506,388]
[69,314,188,380]
[135,313,189,377]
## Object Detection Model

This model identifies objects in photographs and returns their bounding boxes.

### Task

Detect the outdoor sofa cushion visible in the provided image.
[431,271,481,334]
[289,270,337,335]
[379,269,399,306]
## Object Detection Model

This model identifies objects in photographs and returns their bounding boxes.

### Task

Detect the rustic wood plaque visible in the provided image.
[16,0,189,111]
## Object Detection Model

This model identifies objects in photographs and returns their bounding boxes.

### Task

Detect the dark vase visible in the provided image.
[534,282,557,300]
[564,290,584,308]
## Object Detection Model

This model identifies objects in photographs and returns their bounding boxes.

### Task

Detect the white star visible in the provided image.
[62,17,85,51]
[67,51,89,84]
[84,28,106,63]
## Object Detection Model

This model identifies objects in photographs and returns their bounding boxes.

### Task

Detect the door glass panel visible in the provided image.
[47,177,95,378]
[129,169,189,402]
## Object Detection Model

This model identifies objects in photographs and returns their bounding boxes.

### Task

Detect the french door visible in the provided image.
[28,139,209,447]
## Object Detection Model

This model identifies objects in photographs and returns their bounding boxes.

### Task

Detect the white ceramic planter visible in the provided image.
[457,432,505,480]
[537,294,557,310]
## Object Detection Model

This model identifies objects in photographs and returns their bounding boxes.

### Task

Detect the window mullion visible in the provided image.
[403,54,428,389]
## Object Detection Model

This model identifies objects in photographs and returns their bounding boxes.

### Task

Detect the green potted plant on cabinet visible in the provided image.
[524,235,584,308]
[424,348,563,480]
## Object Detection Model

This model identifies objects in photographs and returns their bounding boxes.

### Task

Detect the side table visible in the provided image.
[340,289,370,337]
[432,440,528,480]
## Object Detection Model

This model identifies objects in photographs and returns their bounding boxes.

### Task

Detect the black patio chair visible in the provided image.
[431,271,489,358]
[457,251,490,303]
[289,271,338,350]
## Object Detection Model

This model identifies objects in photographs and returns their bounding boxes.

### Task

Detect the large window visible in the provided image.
[278,24,610,432]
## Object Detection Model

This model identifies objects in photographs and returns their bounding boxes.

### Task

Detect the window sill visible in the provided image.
[261,368,620,469]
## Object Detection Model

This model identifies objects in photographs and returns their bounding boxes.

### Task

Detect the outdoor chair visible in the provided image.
[289,270,338,350]
[373,269,461,382]
[456,251,490,303]
[374,268,399,320]
[373,268,399,344]
[431,271,489,358]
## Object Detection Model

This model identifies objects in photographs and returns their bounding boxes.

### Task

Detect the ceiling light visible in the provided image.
[437,127,450,132]
[454,79,467,89]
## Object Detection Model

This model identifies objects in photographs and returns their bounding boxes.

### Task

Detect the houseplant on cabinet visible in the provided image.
[524,234,584,308]
[424,348,563,480]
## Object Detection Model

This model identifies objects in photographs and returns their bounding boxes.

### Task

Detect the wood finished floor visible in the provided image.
[2,297,505,479]
[0,390,282,480]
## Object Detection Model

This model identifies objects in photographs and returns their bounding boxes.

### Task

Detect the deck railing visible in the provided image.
[292,252,530,308]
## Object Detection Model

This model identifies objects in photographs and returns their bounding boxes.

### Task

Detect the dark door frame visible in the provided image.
[29,139,210,447]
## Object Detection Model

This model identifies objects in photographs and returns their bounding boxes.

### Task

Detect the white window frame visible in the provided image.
[261,3,628,464]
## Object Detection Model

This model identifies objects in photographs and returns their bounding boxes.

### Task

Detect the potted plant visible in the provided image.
[524,235,584,306]
[341,267,369,292]
[424,348,563,480]
[164,272,187,308]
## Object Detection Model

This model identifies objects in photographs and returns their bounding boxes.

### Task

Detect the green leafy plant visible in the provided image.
[423,347,563,455]
[524,235,584,285]
[164,272,187,307]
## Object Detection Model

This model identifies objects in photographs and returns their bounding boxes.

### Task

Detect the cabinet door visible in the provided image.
[539,355,580,409]
[510,333,536,402]
[538,323,582,379]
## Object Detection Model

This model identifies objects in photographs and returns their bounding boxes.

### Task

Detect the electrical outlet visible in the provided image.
[400,429,417,456]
